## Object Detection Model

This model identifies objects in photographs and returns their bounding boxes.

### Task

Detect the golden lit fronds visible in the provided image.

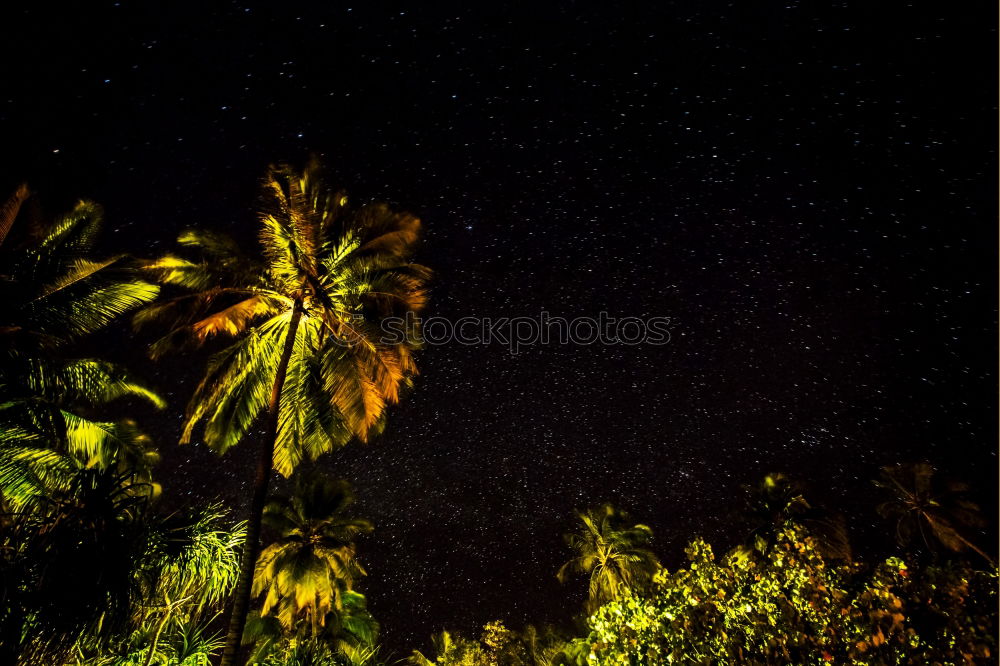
[258,211,306,285]
[36,257,120,297]
[0,181,29,247]
[140,291,289,359]
[320,348,386,444]
[38,200,103,256]
[27,278,160,341]
[273,316,349,476]
[191,294,284,340]
[142,255,217,291]
[177,228,246,258]
[0,445,75,511]
[328,260,432,317]
[256,161,334,285]
[0,355,163,515]
[9,205,162,342]
[0,412,161,511]
[141,159,431,476]
[353,205,422,259]
[179,314,287,450]
[61,413,159,469]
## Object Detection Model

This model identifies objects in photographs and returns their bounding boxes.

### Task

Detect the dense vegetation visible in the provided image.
[0,172,995,665]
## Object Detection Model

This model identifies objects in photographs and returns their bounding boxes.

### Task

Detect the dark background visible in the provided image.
[2,0,996,654]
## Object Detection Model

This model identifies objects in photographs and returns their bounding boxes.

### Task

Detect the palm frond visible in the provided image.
[0,182,29,247]
[183,326,281,451]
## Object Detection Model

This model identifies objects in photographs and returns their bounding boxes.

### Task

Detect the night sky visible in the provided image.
[3,0,996,654]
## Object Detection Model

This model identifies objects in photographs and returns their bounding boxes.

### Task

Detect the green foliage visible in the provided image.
[584,526,997,665]
[249,637,382,666]
[72,615,225,666]
[408,622,583,666]
[0,356,164,512]
[408,629,491,666]
[11,502,246,666]
[0,186,164,513]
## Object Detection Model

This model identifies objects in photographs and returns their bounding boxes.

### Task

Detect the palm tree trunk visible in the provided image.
[221,302,303,666]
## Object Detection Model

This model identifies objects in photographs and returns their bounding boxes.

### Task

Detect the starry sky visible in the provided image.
[2,0,996,654]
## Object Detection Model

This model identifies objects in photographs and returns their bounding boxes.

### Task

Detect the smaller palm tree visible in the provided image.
[874,462,993,564]
[253,473,374,637]
[557,503,660,613]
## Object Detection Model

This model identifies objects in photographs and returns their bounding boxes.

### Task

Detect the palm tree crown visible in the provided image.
[557,503,661,613]
[138,160,429,475]
[253,474,373,634]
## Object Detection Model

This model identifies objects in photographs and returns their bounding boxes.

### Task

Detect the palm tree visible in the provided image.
[874,462,993,565]
[0,184,164,509]
[137,160,429,664]
[253,474,373,637]
[0,357,164,512]
[557,503,661,613]
[519,624,573,666]
[741,473,852,560]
